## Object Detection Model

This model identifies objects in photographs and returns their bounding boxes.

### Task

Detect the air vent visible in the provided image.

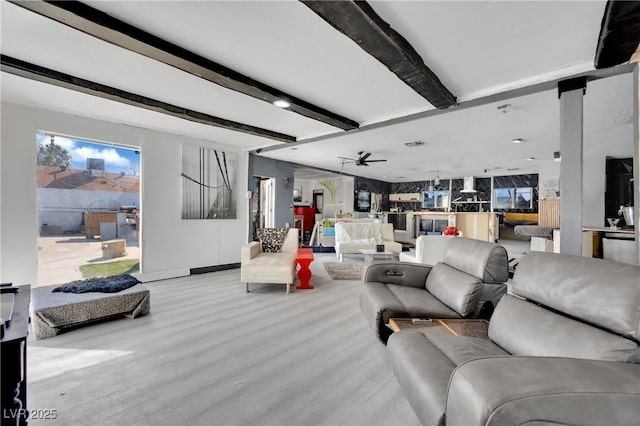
[404,141,425,147]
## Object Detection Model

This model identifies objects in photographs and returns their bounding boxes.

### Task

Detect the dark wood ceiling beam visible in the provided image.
[301,0,456,109]
[8,0,359,131]
[595,0,640,69]
[1,55,295,143]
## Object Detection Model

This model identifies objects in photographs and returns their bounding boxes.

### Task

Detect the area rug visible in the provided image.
[323,262,364,281]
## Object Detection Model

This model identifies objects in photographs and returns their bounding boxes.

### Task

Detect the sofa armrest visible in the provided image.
[363,262,432,288]
[446,356,640,426]
[383,241,402,254]
[241,241,262,264]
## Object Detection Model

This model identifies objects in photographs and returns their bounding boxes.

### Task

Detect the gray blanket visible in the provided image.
[53,274,140,293]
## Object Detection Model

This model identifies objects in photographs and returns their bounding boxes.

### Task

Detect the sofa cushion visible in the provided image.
[335,221,381,242]
[443,238,509,283]
[239,252,296,284]
[256,228,289,252]
[387,331,457,426]
[337,240,376,254]
[425,263,483,316]
[489,295,639,362]
[421,333,509,365]
[512,251,640,341]
[386,283,461,322]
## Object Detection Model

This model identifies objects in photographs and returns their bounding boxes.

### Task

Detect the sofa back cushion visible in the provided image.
[489,295,639,362]
[425,263,482,316]
[513,252,640,341]
[335,222,380,243]
[442,238,509,283]
[380,223,394,241]
[257,228,290,252]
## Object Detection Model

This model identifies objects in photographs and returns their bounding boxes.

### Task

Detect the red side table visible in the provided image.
[295,248,314,290]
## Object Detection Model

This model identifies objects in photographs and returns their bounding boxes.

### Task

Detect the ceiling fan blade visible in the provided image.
[337,156,356,161]
[365,159,387,163]
[360,152,372,161]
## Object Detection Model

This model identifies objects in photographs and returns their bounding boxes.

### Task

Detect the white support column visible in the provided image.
[558,78,587,256]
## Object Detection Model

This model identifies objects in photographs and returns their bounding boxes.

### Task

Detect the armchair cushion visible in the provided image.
[443,238,508,283]
[256,228,290,252]
[513,252,640,340]
[425,263,482,316]
[447,357,640,426]
[489,295,639,362]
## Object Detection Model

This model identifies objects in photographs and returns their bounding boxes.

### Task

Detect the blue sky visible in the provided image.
[37,132,140,175]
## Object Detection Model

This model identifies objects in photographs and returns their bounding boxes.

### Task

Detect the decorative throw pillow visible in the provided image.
[257,228,290,253]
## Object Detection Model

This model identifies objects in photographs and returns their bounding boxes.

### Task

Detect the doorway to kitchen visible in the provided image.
[35,132,141,287]
[251,176,275,240]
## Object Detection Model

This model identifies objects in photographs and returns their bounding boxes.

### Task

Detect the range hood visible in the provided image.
[460,176,477,193]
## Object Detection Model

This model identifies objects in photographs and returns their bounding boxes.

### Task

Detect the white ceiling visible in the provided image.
[1,0,634,182]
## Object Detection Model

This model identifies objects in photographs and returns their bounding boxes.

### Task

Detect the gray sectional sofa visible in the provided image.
[386,251,640,426]
[359,237,509,343]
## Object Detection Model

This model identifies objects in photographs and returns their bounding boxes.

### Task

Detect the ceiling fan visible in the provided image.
[338,151,387,166]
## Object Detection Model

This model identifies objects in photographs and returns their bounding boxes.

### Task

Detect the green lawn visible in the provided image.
[79,259,139,279]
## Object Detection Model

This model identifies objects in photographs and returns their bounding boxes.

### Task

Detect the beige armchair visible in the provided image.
[240,228,298,294]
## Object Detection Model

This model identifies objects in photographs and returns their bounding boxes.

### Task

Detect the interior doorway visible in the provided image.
[35,132,141,287]
[251,176,276,239]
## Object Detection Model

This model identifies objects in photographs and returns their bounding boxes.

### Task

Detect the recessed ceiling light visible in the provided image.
[273,99,291,108]
[526,157,535,161]
[512,138,524,144]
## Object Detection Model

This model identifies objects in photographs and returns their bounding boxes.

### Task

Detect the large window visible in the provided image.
[493,187,533,210]
[422,190,449,209]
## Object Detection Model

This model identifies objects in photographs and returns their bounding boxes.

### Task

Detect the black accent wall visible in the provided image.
[493,174,539,213]
[354,176,392,210]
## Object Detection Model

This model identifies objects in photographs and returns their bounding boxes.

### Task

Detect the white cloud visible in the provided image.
[71,146,131,170]
[36,132,133,172]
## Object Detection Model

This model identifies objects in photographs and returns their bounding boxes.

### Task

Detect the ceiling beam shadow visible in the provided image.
[1,55,295,143]
[301,0,456,109]
[595,0,640,69]
[8,0,359,131]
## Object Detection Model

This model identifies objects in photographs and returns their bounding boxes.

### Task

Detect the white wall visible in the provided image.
[582,156,606,227]
[1,102,248,284]
[37,188,140,232]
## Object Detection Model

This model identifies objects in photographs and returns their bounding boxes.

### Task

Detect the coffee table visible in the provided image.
[388,318,489,338]
[295,248,314,290]
[358,248,398,263]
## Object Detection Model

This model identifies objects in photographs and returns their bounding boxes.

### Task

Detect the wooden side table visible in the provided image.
[295,248,314,290]
[388,318,489,338]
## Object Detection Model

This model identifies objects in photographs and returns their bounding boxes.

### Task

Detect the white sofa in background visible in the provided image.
[399,235,451,265]
[335,221,401,262]
[240,228,299,294]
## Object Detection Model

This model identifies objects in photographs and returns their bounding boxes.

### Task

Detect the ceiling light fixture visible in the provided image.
[512,138,523,144]
[273,98,291,108]
[526,157,536,161]
[404,140,425,147]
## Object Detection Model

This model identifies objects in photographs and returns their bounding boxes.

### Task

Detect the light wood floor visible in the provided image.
[27,253,421,426]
